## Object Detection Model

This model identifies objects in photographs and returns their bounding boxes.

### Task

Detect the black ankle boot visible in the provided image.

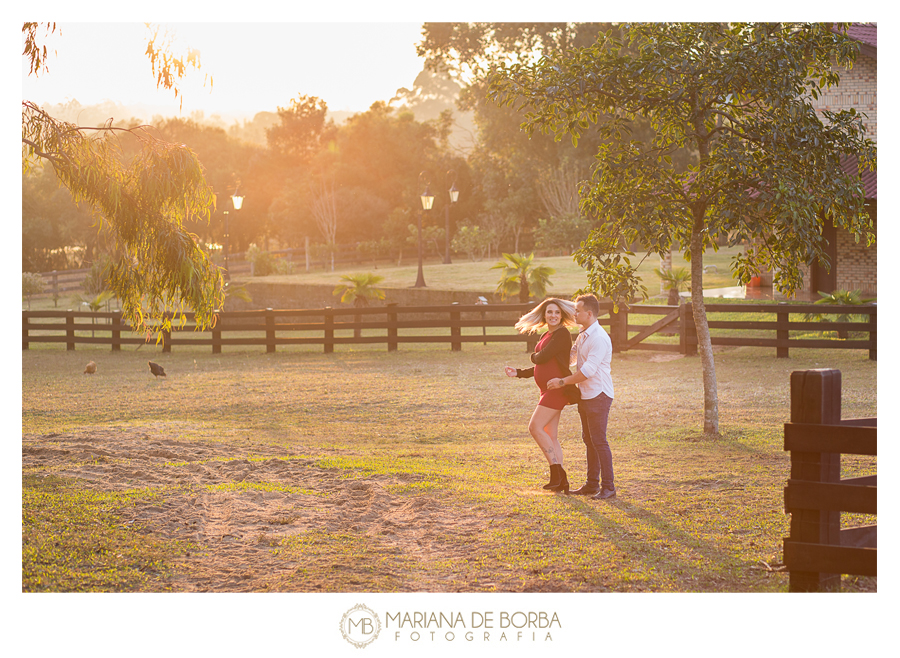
[542,464,561,490]
[549,466,569,494]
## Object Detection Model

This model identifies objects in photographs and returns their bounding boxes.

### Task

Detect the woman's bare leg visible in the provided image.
[528,405,564,465]
[545,411,564,466]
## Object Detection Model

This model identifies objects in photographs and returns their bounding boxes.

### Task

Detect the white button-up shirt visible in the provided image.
[573,320,614,401]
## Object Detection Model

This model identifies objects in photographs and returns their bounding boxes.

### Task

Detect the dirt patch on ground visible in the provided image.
[22,426,490,592]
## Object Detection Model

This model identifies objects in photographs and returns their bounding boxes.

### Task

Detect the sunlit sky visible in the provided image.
[22,22,428,120]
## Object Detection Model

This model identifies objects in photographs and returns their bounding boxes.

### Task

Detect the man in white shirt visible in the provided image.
[547,294,616,499]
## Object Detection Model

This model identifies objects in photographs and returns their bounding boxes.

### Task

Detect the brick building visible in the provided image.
[799,23,877,297]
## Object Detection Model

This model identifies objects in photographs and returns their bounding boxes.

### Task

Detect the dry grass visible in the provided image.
[22,341,876,592]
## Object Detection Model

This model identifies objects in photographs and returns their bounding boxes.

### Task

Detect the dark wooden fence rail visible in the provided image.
[23,303,545,353]
[23,301,876,357]
[782,369,877,592]
[608,302,876,360]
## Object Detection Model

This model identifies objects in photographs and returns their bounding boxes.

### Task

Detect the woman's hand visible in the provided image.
[504,366,517,378]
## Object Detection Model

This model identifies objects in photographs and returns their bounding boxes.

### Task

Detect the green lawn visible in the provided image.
[238,246,744,298]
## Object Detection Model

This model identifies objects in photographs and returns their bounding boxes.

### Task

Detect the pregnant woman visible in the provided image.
[505,298,577,493]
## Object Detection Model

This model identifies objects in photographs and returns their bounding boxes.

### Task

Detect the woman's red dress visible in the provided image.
[533,331,568,410]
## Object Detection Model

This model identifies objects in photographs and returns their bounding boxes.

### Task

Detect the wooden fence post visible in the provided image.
[266,308,276,353]
[609,306,628,353]
[787,368,842,592]
[450,303,462,352]
[324,307,334,354]
[387,303,398,352]
[680,303,697,356]
[66,309,75,351]
[868,307,876,361]
[162,325,172,353]
[22,313,29,350]
[112,310,122,352]
[776,305,790,358]
[212,310,222,354]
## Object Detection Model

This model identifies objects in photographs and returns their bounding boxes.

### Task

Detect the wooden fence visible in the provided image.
[604,301,875,359]
[782,369,877,591]
[23,303,540,353]
[23,301,876,357]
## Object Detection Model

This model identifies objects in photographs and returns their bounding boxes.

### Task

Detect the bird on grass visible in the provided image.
[148,361,167,378]
[84,361,97,375]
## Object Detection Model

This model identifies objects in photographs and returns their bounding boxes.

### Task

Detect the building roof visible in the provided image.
[836,23,876,58]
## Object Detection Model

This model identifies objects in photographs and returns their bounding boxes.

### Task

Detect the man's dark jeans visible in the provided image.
[578,393,614,490]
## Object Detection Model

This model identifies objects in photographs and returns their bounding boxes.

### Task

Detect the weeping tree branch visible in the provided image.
[22,100,223,339]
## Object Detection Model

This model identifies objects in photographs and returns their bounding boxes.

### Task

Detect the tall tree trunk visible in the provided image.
[690,98,720,436]
[690,213,719,436]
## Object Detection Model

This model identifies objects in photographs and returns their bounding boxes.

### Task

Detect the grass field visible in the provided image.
[249,246,745,297]
[22,340,876,593]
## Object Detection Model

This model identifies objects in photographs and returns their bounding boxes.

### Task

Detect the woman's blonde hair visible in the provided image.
[514,298,577,335]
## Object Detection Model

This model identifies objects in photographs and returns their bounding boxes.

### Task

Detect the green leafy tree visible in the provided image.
[535,214,592,255]
[490,22,876,434]
[265,95,336,165]
[406,224,446,258]
[22,162,101,271]
[22,23,223,339]
[451,224,490,261]
[148,117,264,252]
[491,252,554,302]
[419,23,695,252]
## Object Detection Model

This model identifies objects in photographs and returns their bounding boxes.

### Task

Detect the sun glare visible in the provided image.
[23,22,426,119]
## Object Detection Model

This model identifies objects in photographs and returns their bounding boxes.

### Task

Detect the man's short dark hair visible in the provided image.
[575,294,601,317]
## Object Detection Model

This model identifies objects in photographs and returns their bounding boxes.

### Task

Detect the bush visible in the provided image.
[246,244,293,276]
[23,272,44,308]
[82,254,113,295]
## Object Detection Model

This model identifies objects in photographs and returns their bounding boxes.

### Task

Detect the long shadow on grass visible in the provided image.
[559,496,771,591]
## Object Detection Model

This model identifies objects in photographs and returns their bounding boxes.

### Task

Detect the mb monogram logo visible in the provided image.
[340,604,382,648]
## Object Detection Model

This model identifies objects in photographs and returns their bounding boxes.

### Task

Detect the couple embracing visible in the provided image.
[505,294,616,501]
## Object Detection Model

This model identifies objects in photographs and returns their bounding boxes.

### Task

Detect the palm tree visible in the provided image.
[72,290,116,337]
[805,289,876,339]
[333,273,386,338]
[654,266,691,305]
[491,253,555,302]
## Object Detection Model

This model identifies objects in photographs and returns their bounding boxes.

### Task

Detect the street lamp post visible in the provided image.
[444,170,459,264]
[223,210,230,280]
[416,175,434,288]
[224,192,244,281]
